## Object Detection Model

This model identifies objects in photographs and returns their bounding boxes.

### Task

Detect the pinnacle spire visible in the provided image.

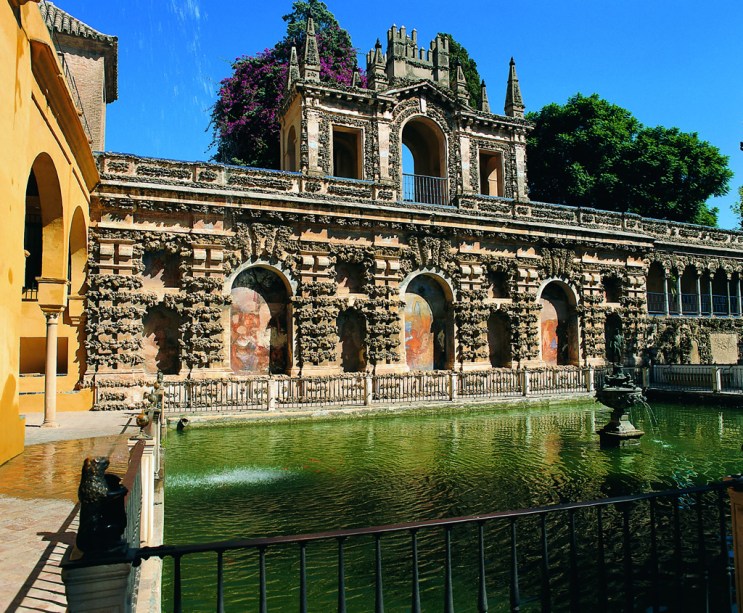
[287,45,300,90]
[479,79,490,113]
[302,17,320,82]
[504,57,524,118]
[453,61,469,106]
[366,38,388,91]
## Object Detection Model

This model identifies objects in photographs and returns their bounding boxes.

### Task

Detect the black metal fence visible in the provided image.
[132,481,733,612]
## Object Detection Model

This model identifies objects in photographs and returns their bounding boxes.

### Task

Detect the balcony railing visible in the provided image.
[403,173,449,206]
[647,292,665,314]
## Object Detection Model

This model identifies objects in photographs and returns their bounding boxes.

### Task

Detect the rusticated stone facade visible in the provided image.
[85,22,743,408]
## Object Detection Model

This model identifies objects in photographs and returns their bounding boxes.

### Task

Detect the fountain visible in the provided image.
[596,365,645,447]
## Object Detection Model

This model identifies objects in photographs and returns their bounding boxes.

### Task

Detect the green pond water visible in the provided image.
[163,400,743,611]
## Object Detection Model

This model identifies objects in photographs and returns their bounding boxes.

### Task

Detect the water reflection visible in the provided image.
[164,401,743,610]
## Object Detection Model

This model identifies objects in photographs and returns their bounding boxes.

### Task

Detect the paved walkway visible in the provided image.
[0,411,139,612]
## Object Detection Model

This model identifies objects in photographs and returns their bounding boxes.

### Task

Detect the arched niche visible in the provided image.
[23,170,43,297]
[230,267,291,375]
[143,305,182,375]
[646,262,666,314]
[28,153,65,282]
[538,280,580,366]
[712,269,729,315]
[604,313,624,364]
[487,310,511,367]
[68,206,88,297]
[403,273,453,371]
[401,116,448,205]
[337,308,366,373]
[479,151,504,197]
[285,125,297,172]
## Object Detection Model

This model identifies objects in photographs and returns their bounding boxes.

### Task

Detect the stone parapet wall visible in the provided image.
[97,152,743,253]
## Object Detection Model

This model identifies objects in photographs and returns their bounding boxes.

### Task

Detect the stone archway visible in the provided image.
[539,281,579,366]
[403,274,453,370]
[401,116,448,205]
[230,267,291,375]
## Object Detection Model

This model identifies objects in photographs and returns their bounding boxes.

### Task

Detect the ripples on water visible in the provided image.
[163,401,743,611]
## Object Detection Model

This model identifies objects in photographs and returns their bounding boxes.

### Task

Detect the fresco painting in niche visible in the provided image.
[404,275,449,371]
[231,268,289,375]
[143,306,181,374]
[540,283,578,366]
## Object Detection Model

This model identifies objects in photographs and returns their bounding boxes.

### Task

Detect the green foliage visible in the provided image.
[733,186,743,229]
[439,33,482,107]
[210,1,359,168]
[526,93,732,226]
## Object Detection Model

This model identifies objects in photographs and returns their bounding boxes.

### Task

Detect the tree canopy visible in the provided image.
[526,93,732,226]
[210,0,361,168]
[439,33,482,107]
[733,186,743,229]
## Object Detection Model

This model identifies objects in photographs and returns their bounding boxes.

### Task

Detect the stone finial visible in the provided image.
[287,45,300,90]
[302,17,320,82]
[480,79,491,113]
[366,38,388,91]
[505,57,525,118]
[351,67,361,88]
[453,62,470,105]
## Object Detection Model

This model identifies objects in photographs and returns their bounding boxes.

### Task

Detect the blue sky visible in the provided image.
[70,1,743,228]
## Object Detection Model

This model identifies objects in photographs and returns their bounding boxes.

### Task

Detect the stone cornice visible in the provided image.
[93,152,743,257]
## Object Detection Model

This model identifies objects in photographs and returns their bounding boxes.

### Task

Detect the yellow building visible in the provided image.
[0,0,114,464]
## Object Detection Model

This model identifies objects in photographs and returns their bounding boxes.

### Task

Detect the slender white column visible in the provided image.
[727,276,733,316]
[737,276,742,317]
[696,273,702,316]
[676,274,682,315]
[709,278,714,317]
[663,275,670,316]
[42,310,61,428]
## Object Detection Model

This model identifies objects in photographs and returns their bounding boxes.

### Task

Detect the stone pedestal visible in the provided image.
[62,559,133,613]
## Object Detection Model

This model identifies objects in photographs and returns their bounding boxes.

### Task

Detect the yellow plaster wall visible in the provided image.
[0,2,98,464]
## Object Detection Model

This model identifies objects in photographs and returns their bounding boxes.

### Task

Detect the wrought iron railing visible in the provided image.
[165,378,268,412]
[276,375,366,409]
[714,294,731,316]
[458,369,521,397]
[403,173,450,206]
[681,293,700,315]
[647,292,666,314]
[162,368,597,414]
[131,481,733,612]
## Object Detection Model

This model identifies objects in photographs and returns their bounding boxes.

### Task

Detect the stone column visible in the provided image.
[727,276,732,316]
[42,309,62,428]
[663,275,670,316]
[676,274,682,315]
[737,276,742,317]
[696,273,702,316]
[709,277,714,317]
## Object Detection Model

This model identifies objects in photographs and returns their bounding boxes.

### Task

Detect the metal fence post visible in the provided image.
[364,373,373,406]
[584,367,595,393]
[449,372,458,401]
[713,367,722,393]
[267,378,278,411]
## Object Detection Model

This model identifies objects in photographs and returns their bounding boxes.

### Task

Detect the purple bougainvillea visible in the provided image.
[210,3,365,169]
